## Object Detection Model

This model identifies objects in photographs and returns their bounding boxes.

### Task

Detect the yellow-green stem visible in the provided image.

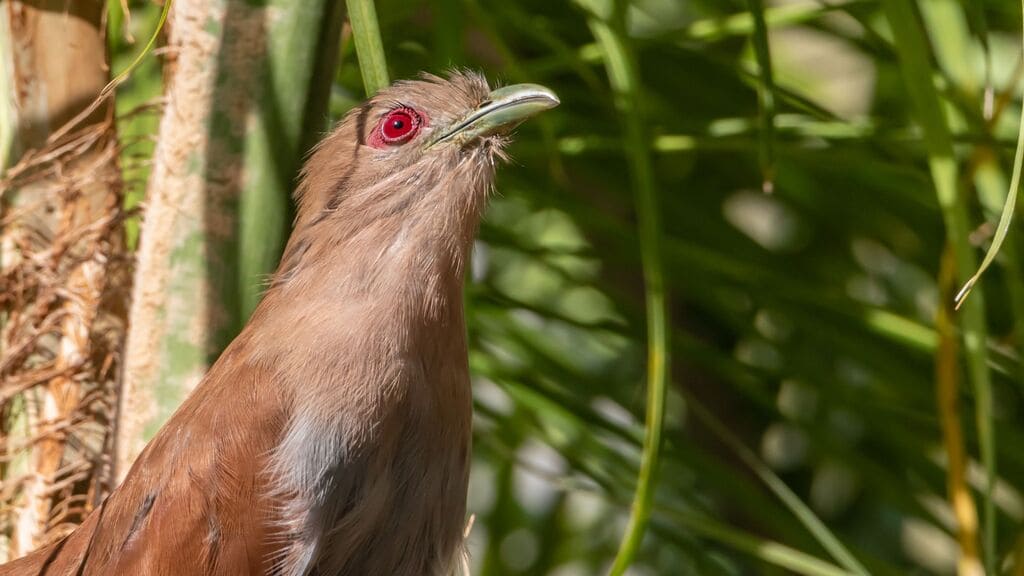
[745,0,777,193]
[578,2,669,574]
[883,1,996,572]
[346,0,389,96]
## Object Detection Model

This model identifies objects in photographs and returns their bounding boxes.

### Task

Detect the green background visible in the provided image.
[108,0,1024,574]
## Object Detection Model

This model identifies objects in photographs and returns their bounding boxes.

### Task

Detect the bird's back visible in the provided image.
[0,310,471,576]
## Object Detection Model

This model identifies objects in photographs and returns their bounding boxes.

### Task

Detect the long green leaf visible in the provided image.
[955,0,1024,309]
[651,513,856,576]
[745,0,777,193]
[577,2,669,574]
[685,396,871,575]
[883,1,996,572]
[346,0,389,95]
[478,373,855,576]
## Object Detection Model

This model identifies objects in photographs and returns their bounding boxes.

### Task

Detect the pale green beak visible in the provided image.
[430,84,560,147]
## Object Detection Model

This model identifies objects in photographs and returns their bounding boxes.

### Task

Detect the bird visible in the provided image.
[0,71,558,576]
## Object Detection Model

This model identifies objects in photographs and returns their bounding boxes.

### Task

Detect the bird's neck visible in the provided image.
[251,188,484,366]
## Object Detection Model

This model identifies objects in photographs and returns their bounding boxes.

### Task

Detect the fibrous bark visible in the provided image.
[0,0,127,561]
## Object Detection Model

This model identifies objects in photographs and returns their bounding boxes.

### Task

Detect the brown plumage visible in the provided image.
[1,71,557,576]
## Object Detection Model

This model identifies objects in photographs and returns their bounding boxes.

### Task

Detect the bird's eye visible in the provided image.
[379,108,421,144]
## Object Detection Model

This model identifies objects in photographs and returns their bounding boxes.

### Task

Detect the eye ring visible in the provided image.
[380,107,422,144]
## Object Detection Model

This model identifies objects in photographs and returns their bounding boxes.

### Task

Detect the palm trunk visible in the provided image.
[0,0,126,560]
[117,0,344,477]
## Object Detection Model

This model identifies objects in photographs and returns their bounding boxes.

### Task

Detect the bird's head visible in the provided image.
[261,73,557,357]
[292,71,559,236]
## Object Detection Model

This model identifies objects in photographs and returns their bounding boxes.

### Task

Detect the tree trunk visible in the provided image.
[0,0,127,561]
[117,0,344,477]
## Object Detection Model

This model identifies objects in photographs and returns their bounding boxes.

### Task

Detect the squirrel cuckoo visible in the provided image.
[1,72,558,575]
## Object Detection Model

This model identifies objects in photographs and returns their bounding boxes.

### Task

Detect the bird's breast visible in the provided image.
[266,311,474,576]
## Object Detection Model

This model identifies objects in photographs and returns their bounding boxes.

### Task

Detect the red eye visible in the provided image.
[380,108,421,144]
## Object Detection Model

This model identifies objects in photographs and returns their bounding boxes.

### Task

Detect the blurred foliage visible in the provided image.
[106,0,1024,574]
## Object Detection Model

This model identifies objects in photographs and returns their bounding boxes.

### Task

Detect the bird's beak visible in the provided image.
[429,84,560,147]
